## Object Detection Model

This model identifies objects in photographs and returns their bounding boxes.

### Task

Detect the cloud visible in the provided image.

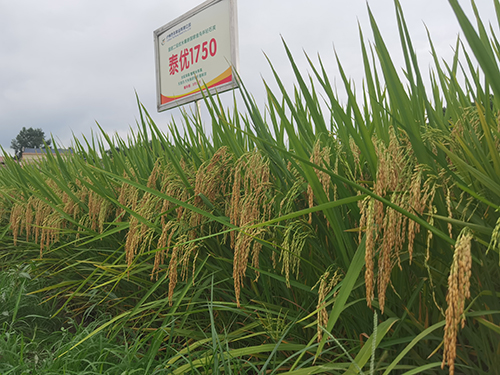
[0,0,498,154]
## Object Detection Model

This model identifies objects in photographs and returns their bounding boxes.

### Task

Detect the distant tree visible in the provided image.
[11,127,51,159]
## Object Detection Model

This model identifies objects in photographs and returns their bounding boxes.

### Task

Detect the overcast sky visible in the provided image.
[0,0,497,155]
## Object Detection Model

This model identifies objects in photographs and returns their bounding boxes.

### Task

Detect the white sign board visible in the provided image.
[154,0,239,112]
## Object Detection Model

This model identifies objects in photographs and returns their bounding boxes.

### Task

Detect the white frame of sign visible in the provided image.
[154,0,239,112]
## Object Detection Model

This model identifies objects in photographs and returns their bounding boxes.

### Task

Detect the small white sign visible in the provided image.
[154,0,239,112]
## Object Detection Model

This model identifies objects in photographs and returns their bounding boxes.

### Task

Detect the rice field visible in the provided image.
[0,1,499,374]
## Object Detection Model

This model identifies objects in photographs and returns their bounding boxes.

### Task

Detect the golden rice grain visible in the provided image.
[152,221,177,280]
[442,228,473,375]
[230,151,271,307]
[487,215,500,264]
[360,128,431,312]
[10,203,24,246]
[280,221,312,288]
[168,237,181,305]
[194,147,233,232]
[312,267,342,342]
[363,198,375,308]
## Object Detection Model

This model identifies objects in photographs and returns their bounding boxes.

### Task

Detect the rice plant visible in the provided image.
[0,0,499,374]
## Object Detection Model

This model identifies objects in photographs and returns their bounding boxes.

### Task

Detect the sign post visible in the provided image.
[154,0,239,112]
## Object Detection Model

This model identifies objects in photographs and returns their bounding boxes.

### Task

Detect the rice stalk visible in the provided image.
[312,266,342,342]
[441,227,473,375]
[116,172,139,222]
[361,197,376,307]
[487,213,500,260]
[125,189,162,268]
[361,128,423,312]
[307,140,331,225]
[280,220,313,288]
[62,188,80,221]
[40,211,63,256]
[167,234,199,305]
[152,221,177,280]
[230,151,271,307]
[10,202,24,246]
[193,146,233,234]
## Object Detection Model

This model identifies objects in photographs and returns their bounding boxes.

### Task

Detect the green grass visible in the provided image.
[0,265,146,374]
